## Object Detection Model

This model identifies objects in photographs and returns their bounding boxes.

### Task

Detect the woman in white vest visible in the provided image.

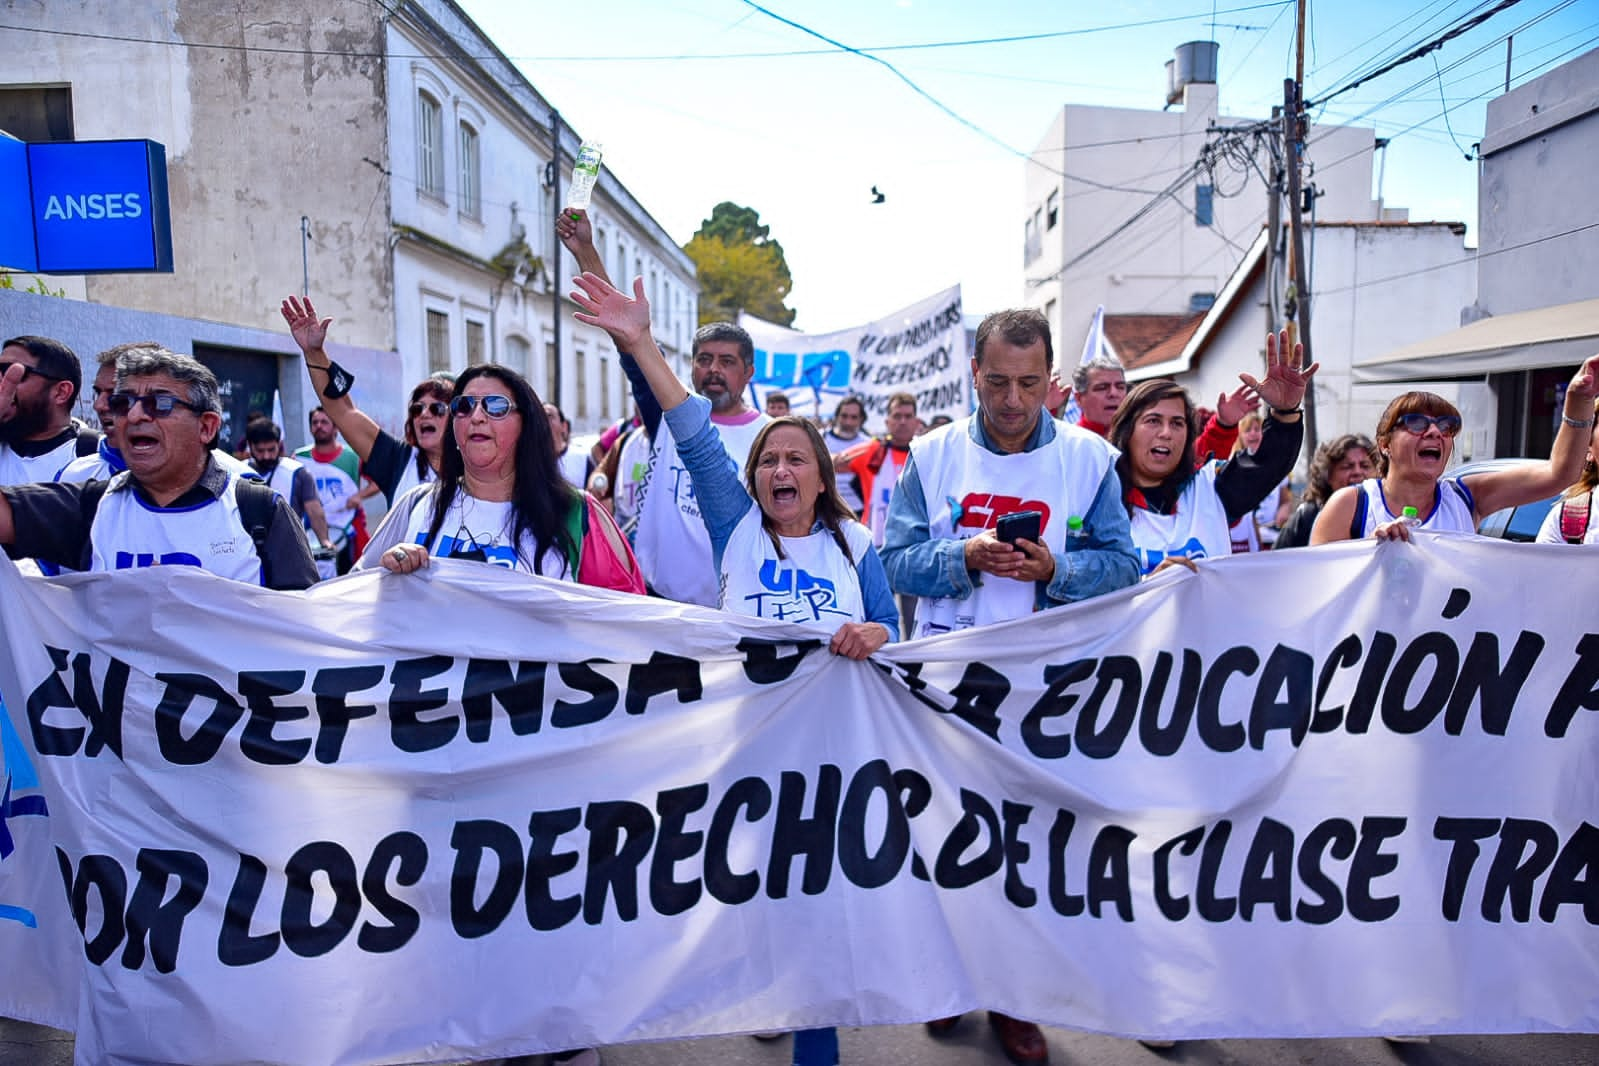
[1539,398,1599,544]
[281,295,452,504]
[1110,329,1313,576]
[571,272,897,659]
[1313,354,1599,545]
[357,363,640,591]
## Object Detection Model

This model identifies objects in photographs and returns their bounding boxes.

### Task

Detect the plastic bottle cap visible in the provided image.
[1067,516,1084,530]
[1402,506,1419,518]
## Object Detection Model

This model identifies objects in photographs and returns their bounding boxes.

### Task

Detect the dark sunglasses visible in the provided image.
[1396,413,1462,437]
[106,392,205,418]
[409,400,449,418]
[449,394,517,419]
[0,360,64,382]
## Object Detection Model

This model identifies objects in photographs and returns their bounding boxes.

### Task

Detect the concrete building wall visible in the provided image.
[1134,223,1477,465]
[1,1,396,349]
[1476,46,1599,316]
[1026,56,1386,353]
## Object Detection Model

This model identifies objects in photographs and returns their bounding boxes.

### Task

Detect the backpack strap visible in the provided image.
[1560,491,1592,544]
[233,475,280,563]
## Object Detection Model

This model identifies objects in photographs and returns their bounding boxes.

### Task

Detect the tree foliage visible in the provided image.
[684,201,796,327]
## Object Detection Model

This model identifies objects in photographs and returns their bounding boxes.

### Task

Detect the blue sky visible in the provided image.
[459,0,1598,331]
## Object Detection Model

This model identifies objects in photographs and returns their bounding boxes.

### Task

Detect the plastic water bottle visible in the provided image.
[566,141,603,215]
[1399,505,1420,528]
[1065,515,1088,550]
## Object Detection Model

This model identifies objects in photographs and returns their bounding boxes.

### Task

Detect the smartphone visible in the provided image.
[995,510,1042,546]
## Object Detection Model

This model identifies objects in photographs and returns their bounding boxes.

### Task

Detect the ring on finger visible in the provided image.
[391,547,406,563]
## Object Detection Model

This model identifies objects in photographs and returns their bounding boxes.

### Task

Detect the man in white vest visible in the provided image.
[880,308,1141,1063]
[0,347,316,589]
[246,419,333,552]
[0,335,97,484]
[626,321,769,606]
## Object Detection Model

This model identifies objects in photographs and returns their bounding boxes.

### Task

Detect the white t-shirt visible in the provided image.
[1537,493,1599,544]
[380,484,573,577]
[1356,478,1476,536]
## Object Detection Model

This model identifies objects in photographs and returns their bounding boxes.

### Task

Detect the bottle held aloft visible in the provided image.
[566,141,603,215]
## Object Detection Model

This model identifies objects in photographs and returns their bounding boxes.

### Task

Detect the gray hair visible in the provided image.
[116,347,222,414]
[1071,355,1124,394]
[95,340,165,369]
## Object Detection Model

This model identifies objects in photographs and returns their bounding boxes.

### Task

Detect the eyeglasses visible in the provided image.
[449,394,518,419]
[106,392,206,418]
[0,360,64,382]
[1396,413,1462,437]
[409,400,449,418]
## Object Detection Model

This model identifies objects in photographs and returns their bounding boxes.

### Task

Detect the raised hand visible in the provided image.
[571,273,651,351]
[1241,328,1319,413]
[1214,383,1258,427]
[280,296,332,353]
[1567,352,1599,402]
[555,208,594,254]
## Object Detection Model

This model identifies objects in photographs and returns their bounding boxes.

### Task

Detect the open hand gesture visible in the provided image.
[1214,383,1258,427]
[280,296,332,353]
[571,273,652,351]
[1241,328,1318,413]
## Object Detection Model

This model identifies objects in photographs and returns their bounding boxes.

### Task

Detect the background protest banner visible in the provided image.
[740,286,967,430]
[0,537,1596,1065]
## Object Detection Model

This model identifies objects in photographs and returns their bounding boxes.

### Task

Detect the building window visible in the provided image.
[426,310,450,373]
[575,351,588,420]
[1195,184,1214,227]
[465,319,485,364]
[457,122,481,219]
[599,355,611,421]
[1046,189,1059,230]
[417,91,444,198]
[0,86,73,142]
[504,335,531,379]
[1023,214,1040,266]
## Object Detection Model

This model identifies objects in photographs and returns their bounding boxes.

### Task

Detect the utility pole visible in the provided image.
[549,109,564,409]
[1265,107,1281,339]
[1282,0,1319,455]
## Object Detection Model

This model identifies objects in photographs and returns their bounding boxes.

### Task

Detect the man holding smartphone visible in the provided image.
[878,308,1139,1062]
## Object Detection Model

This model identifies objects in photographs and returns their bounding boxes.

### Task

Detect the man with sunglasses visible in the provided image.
[0,335,99,484]
[0,347,316,588]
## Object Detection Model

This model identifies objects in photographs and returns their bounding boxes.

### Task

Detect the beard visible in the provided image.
[0,394,56,446]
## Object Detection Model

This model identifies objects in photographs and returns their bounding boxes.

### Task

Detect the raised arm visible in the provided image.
[555,209,611,285]
[1466,353,1599,517]
[570,273,688,411]
[280,296,382,463]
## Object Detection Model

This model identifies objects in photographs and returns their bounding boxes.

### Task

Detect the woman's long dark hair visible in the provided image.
[425,363,577,574]
[1108,379,1198,513]
[405,372,455,481]
[742,415,858,563]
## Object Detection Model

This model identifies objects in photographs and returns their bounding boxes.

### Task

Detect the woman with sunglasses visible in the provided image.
[280,296,453,504]
[1312,354,1599,544]
[356,364,641,593]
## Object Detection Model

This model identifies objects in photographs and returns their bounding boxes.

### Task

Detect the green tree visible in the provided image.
[684,202,796,327]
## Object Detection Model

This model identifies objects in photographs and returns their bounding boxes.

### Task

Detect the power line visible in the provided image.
[1315,219,1599,296]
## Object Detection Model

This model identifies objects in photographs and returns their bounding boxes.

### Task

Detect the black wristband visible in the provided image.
[310,358,355,400]
[1270,406,1302,417]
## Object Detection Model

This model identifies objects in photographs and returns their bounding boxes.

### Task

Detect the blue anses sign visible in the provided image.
[1,138,174,274]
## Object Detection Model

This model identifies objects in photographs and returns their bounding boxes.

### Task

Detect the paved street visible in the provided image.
[3,1017,1596,1066]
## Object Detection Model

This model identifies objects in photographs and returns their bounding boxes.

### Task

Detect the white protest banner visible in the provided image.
[0,537,1597,1066]
[740,285,967,430]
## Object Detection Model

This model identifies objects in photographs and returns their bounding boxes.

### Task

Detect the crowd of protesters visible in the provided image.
[2,210,1597,1066]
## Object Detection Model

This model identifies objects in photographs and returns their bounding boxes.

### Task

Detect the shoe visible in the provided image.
[751,1032,786,1041]
[924,1015,962,1038]
[988,1012,1048,1065]
[1139,1039,1177,1049]
[551,1050,601,1065]
[1383,1035,1431,1044]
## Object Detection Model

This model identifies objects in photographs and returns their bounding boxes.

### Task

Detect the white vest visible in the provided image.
[391,447,436,503]
[258,455,306,502]
[401,486,572,579]
[88,472,262,584]
[634,412,770,607]
[58,449,117,484]
[1356,477,1476,536]
[0,433,83,485]
[612,425,654,532]
[868,447,907,549]
[720,509,872,630]
[908,418,1114,638]
[1129,462,1234,575]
